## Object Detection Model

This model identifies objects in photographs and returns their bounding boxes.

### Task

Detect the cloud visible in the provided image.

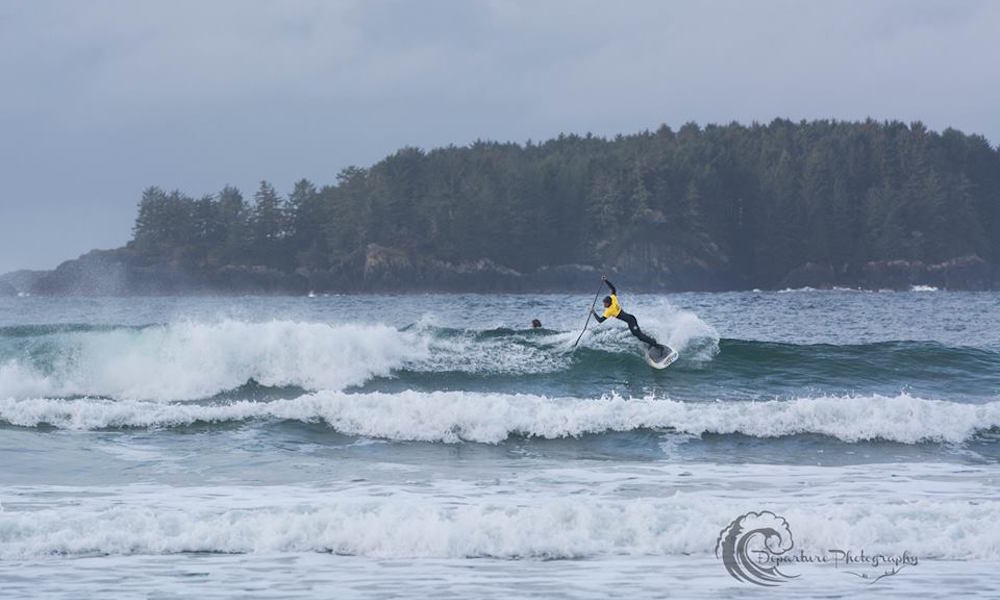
[0,0,998,271]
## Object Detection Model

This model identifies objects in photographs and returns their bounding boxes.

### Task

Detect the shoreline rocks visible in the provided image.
[12,247,1000,296]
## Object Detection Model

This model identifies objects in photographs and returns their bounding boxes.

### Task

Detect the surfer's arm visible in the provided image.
[603,278,617,295]
[591,308,606,323]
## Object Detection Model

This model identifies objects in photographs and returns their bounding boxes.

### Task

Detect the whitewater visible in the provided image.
[1,291,999,599]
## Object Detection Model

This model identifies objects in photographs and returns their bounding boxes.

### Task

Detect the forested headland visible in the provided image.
[22,119,1000,295]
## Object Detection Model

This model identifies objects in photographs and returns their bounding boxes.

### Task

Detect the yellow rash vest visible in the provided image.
[602,294,622,319]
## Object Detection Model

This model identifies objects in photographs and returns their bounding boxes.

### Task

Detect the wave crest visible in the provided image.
[0,320,424,401]
[2,391,998,444]
[1,486,996,560]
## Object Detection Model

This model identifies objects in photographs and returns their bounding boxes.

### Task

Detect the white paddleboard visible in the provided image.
[646,345,678,369]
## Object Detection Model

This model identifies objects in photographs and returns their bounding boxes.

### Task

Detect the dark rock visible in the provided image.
[858,259,924,290]
[32,249,133,295]
[925,255,990,290]
[23,243,1000,295]
[31,248,308,296]
[210,265,308,294]
[855,255,989,290]
[327,244,528,292]
[0,269,47,294]
[531,264,598,291]
[778,262,836,290]
[603,234,735,291]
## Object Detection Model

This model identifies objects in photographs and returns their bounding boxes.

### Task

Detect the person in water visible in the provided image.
[531,319,543,329]
[592,276,663,349]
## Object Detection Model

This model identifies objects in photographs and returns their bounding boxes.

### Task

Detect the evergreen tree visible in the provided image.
[251,180,286,267]
[123,120,1000,289]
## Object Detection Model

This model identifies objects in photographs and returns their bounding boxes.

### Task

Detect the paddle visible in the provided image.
[572,279,605,348]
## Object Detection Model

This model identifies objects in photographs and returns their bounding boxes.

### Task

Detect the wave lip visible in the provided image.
[0,320,425,401]
[2,391,998,445]
[0,312,725,401]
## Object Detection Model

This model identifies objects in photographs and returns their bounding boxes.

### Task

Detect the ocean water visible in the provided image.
[1,290,998,599]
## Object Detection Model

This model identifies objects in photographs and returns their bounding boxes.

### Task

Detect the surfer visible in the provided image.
[531,319,542,328]
[591,276,663,349]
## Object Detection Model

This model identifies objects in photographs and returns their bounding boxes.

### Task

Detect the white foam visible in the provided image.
[647,300,720,362]
[0,318,652,402]
[417,330,567,376]
[0,480,996,560]
[575,298,720,361]
[0,302,726,402]
[0,320,426,401]
[0,361,57,399]
[911,285,940,292]
[2,391,997,444]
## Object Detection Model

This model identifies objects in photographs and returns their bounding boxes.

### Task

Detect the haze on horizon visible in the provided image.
[1,0,998,274]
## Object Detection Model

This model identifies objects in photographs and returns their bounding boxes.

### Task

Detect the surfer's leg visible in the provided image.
[623,313,659,347]
[633,327,659,347]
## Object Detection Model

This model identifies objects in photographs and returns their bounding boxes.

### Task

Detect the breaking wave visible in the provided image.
[2,391,998,444]
[0,484,996,560]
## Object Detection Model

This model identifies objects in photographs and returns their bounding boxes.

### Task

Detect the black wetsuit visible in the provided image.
[593,279,661,348]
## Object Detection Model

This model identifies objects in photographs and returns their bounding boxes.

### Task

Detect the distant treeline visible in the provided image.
[129,119,1000,290]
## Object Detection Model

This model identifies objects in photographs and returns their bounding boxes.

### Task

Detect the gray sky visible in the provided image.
[2,0,998,273]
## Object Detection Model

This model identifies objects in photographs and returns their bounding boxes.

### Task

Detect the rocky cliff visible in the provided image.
[15,245,999,296]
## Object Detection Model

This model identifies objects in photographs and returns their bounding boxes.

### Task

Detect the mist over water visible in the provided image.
[1,291,999,597]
